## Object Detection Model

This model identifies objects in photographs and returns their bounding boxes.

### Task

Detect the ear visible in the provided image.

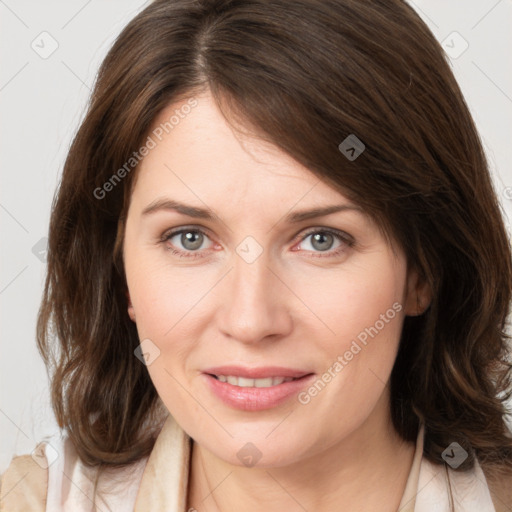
[403,265,432,316]
[127,291,136,322]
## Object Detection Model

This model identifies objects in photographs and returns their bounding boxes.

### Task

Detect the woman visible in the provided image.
[1,0,512,510]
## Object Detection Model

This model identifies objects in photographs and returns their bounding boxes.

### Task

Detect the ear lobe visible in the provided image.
[404,266,432,316]
[126,291,136,322]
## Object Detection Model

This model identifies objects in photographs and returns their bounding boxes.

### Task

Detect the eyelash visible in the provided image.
[159,226,355,260]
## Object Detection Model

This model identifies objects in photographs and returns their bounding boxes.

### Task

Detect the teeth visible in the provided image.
[256,377,275,387]
[214,375,295,388]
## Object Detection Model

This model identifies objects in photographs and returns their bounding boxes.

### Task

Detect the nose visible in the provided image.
[216,252,293,345]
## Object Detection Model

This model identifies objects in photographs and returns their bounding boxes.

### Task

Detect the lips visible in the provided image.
[201,365,315,411]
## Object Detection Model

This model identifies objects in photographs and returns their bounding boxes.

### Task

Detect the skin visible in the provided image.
[123,90,431,512]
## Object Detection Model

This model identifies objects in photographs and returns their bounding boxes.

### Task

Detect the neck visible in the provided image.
[187,392,416,512]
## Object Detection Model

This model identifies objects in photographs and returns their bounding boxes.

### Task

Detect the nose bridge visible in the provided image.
[232,250,272,304]
[217,248,291,343]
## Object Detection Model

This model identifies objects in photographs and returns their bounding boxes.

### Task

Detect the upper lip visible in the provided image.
[203,366,313,379]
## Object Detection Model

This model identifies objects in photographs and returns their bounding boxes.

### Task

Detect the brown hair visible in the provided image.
[37,0,512,483]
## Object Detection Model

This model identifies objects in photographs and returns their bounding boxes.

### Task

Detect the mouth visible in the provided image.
[201,367,315,411]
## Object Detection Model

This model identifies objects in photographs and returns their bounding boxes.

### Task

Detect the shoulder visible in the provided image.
[483,466,512,512]
[0,441,48,512]
[1,431,151,512]
[446,457,512,512]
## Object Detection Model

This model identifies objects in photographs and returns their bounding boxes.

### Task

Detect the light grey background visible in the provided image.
[1,0,511,472]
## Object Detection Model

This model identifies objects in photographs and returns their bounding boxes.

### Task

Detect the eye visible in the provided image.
[160,227,213,258]
[159,226,354,260]
[293,228,354,257]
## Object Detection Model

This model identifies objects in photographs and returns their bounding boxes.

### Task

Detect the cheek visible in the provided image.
[125,258,216,406]
[297,258,405,348]
[125,260,206,416]
[294,267,405,430]
[295,256,406,414]
[126,254,210,339]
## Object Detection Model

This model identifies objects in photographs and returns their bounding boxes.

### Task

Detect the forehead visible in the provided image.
[132,92,355,211]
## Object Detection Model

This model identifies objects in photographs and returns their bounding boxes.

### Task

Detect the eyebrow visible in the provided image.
[141,198,362,223]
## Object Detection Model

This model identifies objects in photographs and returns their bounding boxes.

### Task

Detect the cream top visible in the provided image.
[4,414,498,511]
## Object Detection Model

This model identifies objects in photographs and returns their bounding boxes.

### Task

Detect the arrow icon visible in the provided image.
[236,236,263,263]
[441,31,468,59]
[134,338,161,365]
[339,134,365,161]
[236,442,262,467]
[31,31,59,59]
[441,442,468,469]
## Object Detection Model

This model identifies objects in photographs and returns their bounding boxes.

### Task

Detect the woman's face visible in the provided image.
[123,90,425,467]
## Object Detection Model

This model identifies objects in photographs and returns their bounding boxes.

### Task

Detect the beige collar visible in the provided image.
[134,414,191,512]
[133,415,496,512]
[397,422,425,511]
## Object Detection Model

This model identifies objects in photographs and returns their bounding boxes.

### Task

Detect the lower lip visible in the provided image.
[203,373,315,411]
